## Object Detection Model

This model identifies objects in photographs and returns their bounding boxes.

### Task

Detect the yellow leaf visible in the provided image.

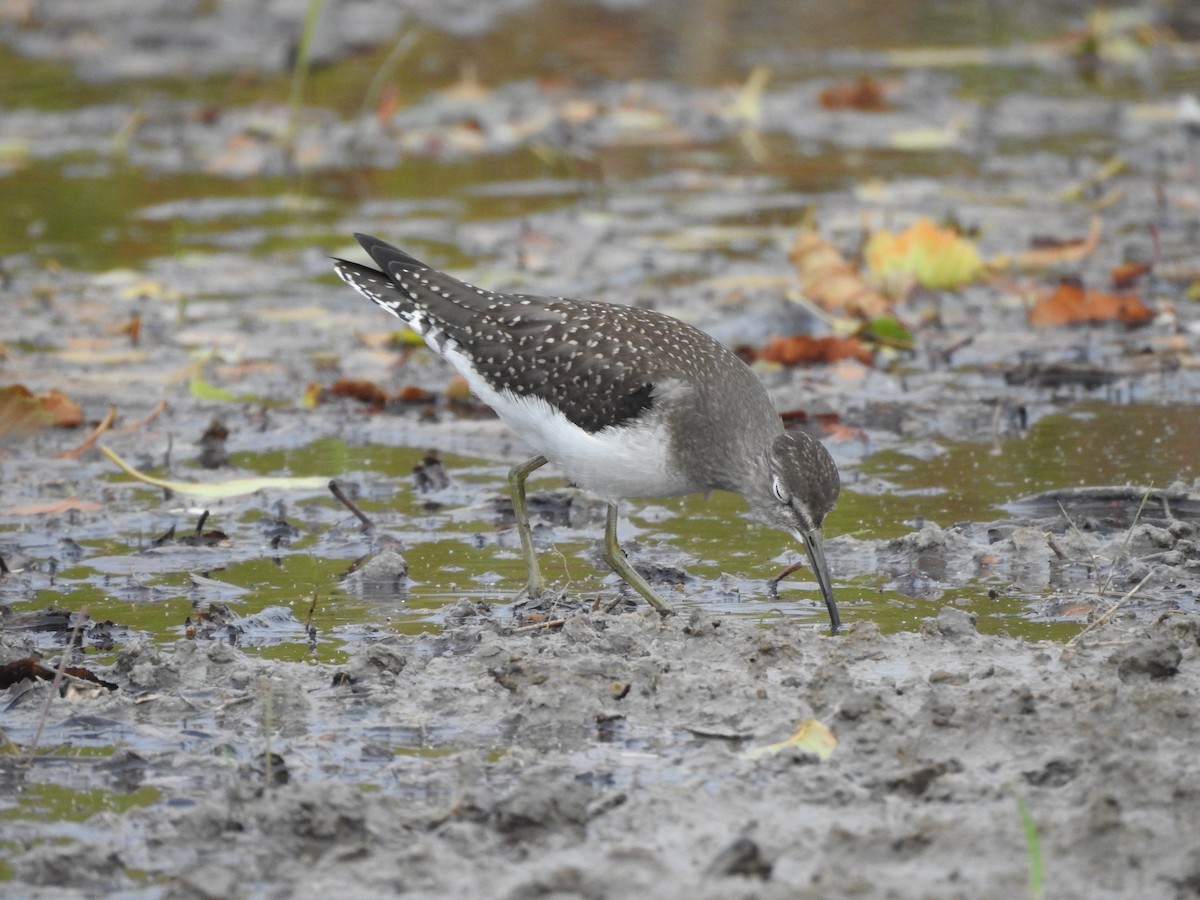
[190,377,239,403]
[99,445,329,499]
[741,718,837,761]
[865,219,982,291]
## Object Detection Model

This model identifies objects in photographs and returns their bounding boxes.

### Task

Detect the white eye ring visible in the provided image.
[770,475,789,504]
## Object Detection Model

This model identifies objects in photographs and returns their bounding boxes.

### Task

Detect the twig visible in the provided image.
[120,400,168,432]
[329,480,375,529]
[1056,500,1099,571]
[511,618,566,634]
[1098,487,1152,598]
[1066,570,1153,648]
[56,404,117,460]
[24,606,89,764]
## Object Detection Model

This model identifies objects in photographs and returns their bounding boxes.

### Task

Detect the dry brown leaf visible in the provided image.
[326,378,388,408]
[1029,280,1154,327]
[788,230,891,318]
[0,385,84,437]
[394,385,437,403]
[993,215,1102,270]
[819,76,890,111]
[758,335,873,366]
[1111,261,1151,289]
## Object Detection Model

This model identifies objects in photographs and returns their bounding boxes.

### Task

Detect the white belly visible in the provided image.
[446,346,696,500]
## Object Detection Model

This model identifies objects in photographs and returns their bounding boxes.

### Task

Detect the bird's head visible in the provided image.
[757,431,841,633]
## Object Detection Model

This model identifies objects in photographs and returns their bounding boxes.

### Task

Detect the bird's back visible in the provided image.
[334,234,782,495]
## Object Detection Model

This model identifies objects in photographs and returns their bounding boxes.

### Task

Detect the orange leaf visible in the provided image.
[760,335,873,366]
[789,230,891,318]
[395,385,437,403]
[1111,261,1151,289]
[0,385,83,437]
[1028,281,1154,327]
[327,378,388,408]
[819,76,890,111]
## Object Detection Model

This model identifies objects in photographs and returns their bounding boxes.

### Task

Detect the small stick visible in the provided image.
[1066,570,1153,649]
[25,606,89,764]
[329,480,374,529]
[120,400,168,432]
[511,618,566,634]
[56,404,117,460]
[1097,487,1152,599]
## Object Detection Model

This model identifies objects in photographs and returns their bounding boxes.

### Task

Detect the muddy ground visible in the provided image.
[3,604,1198,899]
[4,0,1200,897]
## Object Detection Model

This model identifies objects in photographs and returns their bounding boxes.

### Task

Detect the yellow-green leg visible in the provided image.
[603,502,676,617]
[508,455,549,598]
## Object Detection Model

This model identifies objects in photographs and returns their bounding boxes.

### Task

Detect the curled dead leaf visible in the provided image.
[789,230,891,318]
[0,385,84,437]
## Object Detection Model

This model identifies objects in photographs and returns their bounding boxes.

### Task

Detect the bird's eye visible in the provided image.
[770,475,790,504]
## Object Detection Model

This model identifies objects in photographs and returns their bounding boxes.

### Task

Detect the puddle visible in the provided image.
[7,398,1194,659]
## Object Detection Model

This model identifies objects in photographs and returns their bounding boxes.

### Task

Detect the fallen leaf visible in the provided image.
[992,215,1102,270]
[888,116,966,151]
[758,335,873,366]
[865,218,983,292]
[99,445,329,499]
[741,718,837,761]
[1,497,103,516]
[395,385,438,403]
[1111,260,1151,289]
[819,76,890,111]
[1028,280,1154,327]
[789,230,892,318]
[861,316,915,350]
[326,378,388,408]
[0,385,84,437]
[727,66,771,126]
[190,377,239,403]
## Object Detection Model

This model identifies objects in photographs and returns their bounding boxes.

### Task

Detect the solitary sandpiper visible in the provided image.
[334,233,842,633]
